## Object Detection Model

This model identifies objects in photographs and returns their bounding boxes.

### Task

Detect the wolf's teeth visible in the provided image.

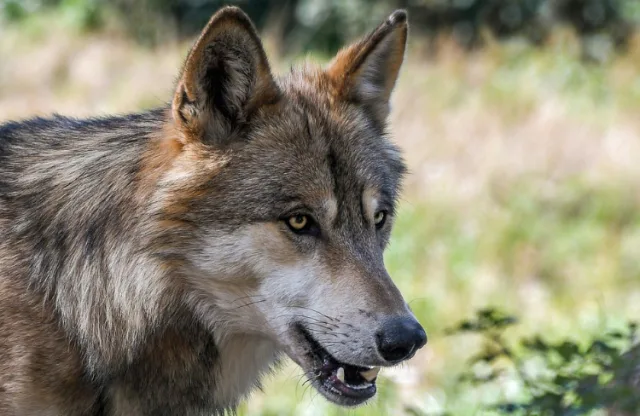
[360,366,380,382]
[336,367,345,382]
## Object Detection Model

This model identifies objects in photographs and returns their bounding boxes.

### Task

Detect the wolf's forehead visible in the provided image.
[251,95,405,208]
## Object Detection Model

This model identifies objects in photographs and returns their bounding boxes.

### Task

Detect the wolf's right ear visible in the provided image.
[172,7,280,145]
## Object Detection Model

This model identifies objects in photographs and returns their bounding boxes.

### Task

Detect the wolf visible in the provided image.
[0,6,426,415]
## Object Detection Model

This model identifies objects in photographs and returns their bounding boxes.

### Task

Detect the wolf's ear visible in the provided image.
[326,10,408,121]
[172,6,279,145]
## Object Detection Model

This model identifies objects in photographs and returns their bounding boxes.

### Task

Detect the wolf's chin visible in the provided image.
[285,323,379,406]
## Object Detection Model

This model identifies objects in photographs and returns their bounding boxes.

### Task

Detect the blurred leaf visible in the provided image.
[2,0,27,21]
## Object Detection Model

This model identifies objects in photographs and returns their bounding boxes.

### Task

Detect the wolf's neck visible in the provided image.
[5,109,181,375]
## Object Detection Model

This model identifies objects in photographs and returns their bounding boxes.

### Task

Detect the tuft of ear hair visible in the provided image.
[326,10,408,121]
[172,6,280,145]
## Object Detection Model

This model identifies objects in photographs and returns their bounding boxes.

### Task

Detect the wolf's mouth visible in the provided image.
[295,324,379,406]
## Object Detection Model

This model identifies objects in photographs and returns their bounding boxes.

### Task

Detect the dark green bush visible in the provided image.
[445,309,640,415]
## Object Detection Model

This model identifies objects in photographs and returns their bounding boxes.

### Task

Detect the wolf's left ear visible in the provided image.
[172,6,280,145]
[326,10,408,121]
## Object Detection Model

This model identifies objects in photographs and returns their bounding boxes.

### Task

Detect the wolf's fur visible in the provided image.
[0,7,417,415]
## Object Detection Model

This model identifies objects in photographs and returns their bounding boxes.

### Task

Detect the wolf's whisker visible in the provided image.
[270,312,330,324]
[302,321,338,331]
[304,327,350,337]
[287,306,339,322]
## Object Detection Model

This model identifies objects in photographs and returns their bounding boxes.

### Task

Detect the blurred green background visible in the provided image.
[1,0,639,414]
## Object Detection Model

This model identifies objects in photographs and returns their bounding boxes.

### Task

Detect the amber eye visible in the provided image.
[374,210,387,229]
[288,214,308,231]
[285,214,320,236]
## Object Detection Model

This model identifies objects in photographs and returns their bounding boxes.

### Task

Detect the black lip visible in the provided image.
[295,323,377,406]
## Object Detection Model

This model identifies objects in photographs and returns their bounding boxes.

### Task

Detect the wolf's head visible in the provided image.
[159,6,426,406]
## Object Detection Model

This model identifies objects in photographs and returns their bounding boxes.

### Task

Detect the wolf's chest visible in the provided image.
[104,326,279,415]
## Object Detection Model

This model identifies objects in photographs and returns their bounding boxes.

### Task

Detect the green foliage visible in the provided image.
[1,0,27,21]
[621,0,640,21]
[2,0,638,56]
[447,309,519,334]
[447,309,640,415]
[0,0,102,30]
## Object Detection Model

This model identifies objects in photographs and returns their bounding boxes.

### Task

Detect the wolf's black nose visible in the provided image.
[376,317,427,363]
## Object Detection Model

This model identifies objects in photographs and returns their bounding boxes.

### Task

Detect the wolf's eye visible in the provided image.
[285,214,319,236]
[288,214,308,230]
[374,210,387,229]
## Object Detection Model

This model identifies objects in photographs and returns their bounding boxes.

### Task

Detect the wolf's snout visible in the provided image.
[376,317,427,363]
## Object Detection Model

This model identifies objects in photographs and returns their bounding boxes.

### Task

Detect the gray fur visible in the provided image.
[0,6,415,415]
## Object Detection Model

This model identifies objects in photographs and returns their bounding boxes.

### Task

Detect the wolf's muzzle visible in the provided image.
[376,316,427,363]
